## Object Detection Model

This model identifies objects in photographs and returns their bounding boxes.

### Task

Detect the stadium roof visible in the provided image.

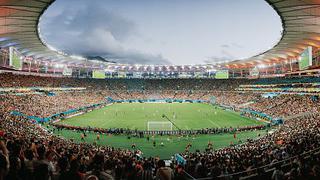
[227,0,320,69]
[0,0,320,69]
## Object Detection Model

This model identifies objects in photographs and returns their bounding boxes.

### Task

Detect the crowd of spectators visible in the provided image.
[0,72,248,91]
[181,114,320,179]
[249,95,320,118]
[1,92,108,118]
[0,72,320,179]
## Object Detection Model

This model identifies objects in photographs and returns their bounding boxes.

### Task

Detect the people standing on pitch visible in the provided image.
[81,133,85,141]
[207,141,213,151]
[185,142,192,153]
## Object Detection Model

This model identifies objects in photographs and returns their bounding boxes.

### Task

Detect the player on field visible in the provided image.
[160,142,164,147]
[81,133,85,141]
[207,140,213,150]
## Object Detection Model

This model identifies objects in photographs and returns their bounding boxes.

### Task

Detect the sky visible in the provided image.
[39,0,282,65]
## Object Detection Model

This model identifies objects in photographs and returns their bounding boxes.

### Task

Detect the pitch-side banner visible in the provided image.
[299,46,312,70]
[63,67,72,76]
[9,47,23,70]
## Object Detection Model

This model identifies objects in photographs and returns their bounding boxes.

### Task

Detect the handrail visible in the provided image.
[195,146,320,180]
[182,170,197,180]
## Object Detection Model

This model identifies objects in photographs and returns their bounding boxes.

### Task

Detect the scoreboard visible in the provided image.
[215,70,229,79]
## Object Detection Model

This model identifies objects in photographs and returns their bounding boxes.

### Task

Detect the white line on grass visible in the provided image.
[209,119,221,128]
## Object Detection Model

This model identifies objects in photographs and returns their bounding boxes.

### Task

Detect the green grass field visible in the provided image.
[52,103,267,158]
[57,103,263,130]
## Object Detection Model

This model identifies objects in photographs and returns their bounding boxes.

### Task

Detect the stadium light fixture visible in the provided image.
[257,64,267,69]
[54,64,65,68]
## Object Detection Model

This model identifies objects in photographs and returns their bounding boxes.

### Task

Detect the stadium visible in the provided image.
[0,0,320,179]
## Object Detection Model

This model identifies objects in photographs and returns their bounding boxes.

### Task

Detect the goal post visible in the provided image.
[147,121,173,131]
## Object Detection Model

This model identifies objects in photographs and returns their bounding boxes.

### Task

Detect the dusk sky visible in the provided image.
[39,0,282,65]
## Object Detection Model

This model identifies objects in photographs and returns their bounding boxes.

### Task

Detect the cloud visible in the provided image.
[208,43,243,64]
[40,0,170,65]
[204,49,235,64]
[103,51,170,65]
[220,43,243,49]
[220,44,230,48]
[231,43,244,48]
[39,0,281,65]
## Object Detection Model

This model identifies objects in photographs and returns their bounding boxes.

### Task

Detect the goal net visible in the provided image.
[147,121,173,131]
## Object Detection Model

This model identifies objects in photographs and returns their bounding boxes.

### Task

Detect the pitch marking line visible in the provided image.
[209,119,221,128]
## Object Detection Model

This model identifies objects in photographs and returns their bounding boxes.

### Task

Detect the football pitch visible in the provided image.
[52,103,267,158]
[57,103,263,130]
